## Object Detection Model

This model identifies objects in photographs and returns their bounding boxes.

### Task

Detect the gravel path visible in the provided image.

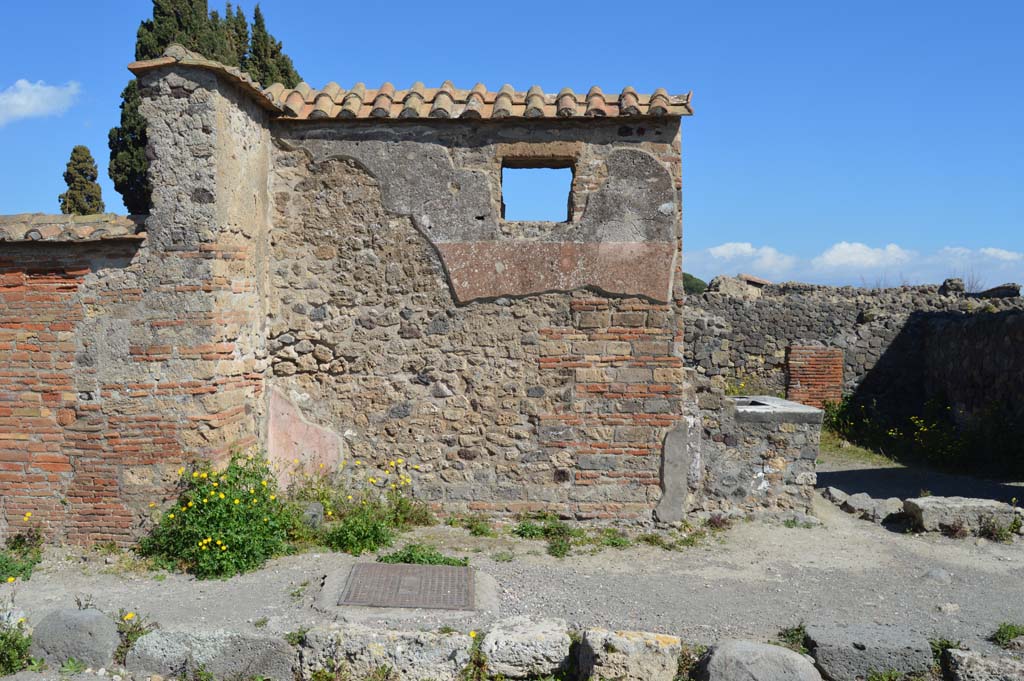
[6,493,1022,656]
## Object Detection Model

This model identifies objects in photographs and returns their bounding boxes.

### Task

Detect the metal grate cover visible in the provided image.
[338,563,475,610]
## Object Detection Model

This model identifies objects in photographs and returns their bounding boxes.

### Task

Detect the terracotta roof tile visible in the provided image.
[0,214,145,243]
[129,45,693,120]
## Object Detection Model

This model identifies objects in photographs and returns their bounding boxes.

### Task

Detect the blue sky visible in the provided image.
[1,1,1021,287]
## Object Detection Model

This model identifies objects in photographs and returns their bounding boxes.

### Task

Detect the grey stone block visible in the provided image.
[904,496,1017,535]
[805,623,932,681]
[126,630,296,681]
[480,617,570,679]
[301,626,470,681]
[697,640,821,681]
[30,608,119,669]
[577,628,682,681]
[946,649,1024,680]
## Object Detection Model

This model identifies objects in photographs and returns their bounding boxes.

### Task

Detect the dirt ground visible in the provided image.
[5,447,1024,658]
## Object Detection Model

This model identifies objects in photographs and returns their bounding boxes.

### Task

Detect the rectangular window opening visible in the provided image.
[500,163,574,222]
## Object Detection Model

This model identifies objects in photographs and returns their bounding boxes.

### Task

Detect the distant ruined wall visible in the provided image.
[684,280,1024,421]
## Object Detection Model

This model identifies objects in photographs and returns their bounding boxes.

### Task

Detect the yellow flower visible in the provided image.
[192,471,199,478]
[221,545,227,551]
[216,539,222,545]
[389,460,395,467]
[413,465,420,470]
[369,477,377,484]
[263,517,269,522]
[123,612,135,621]
[202,498,208,504]
[347,495,353,501]
[469,630,477,638]
[200,472,208,479]
[17,618,25,624]
[390,484,397,490]
[354,460,361,466]
[234,499,240,505]
[219,492,225,499]
[397,458,404,465]
[168,513,175,519]
[149,502,156,508]
[212,482,218,487]
[187,501,194,508]
[327,510,333,517]
[23,512,32,518]
[6,577,14,583]
[261,480,268,487]
[293,458,299,464]
[270,494,276,501]
[206,537,211,542]
[178,467,185,475]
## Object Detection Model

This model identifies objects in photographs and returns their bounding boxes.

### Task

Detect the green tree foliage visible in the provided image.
[107,81,151,215]
[246,6,301,88]
[59,145,105,215]
[109,1,301,213]
[683,272,708,294]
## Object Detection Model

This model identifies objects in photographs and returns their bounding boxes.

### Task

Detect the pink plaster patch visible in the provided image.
[267,387,345,490]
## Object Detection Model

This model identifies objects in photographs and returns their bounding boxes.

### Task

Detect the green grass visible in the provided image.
[775,623,808,654]
[511,513,585,558]
[491,551,515,563]
[378,543,469,567]
[447,514,496,537]
[991,622,1024,648]
[285,628,309,646]
[818,430,900,468]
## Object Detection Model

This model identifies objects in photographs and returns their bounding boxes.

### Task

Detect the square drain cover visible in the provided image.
[338,563,475,610]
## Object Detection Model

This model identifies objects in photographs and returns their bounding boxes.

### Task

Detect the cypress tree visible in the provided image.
[109,1,300,213]
[59,146,105,216]
[247,5,301,87]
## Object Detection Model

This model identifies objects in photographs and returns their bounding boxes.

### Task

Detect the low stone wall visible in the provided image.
[19,608,1022,681]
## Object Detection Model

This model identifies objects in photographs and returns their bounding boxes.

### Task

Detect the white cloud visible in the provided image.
[706,241,797,274]
[979,247,1022,262]
[0,79,81,127]
[812,242,913,269]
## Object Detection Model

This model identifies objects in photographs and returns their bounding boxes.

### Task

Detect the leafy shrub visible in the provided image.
[979,515,1020,543]
[114,610,158,665]
[378,543,468,567]
[321,500,396,556]
[592,528,631,549]
[0,527,43,582]
[139,455,294,579]
[0,620,32,675]
[991,622,1024,648]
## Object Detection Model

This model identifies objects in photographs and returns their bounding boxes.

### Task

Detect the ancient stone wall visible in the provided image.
[265,116,687,521]
[683,280,1024,401]
[0,66,274,544]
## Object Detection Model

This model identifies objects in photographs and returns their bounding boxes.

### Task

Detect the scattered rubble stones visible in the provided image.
[480,617,571,679]
[577,628,683,681]
[823,488,905,524]
[804,623,933,681]
[30,608,120,669]
[697,640,822,681]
